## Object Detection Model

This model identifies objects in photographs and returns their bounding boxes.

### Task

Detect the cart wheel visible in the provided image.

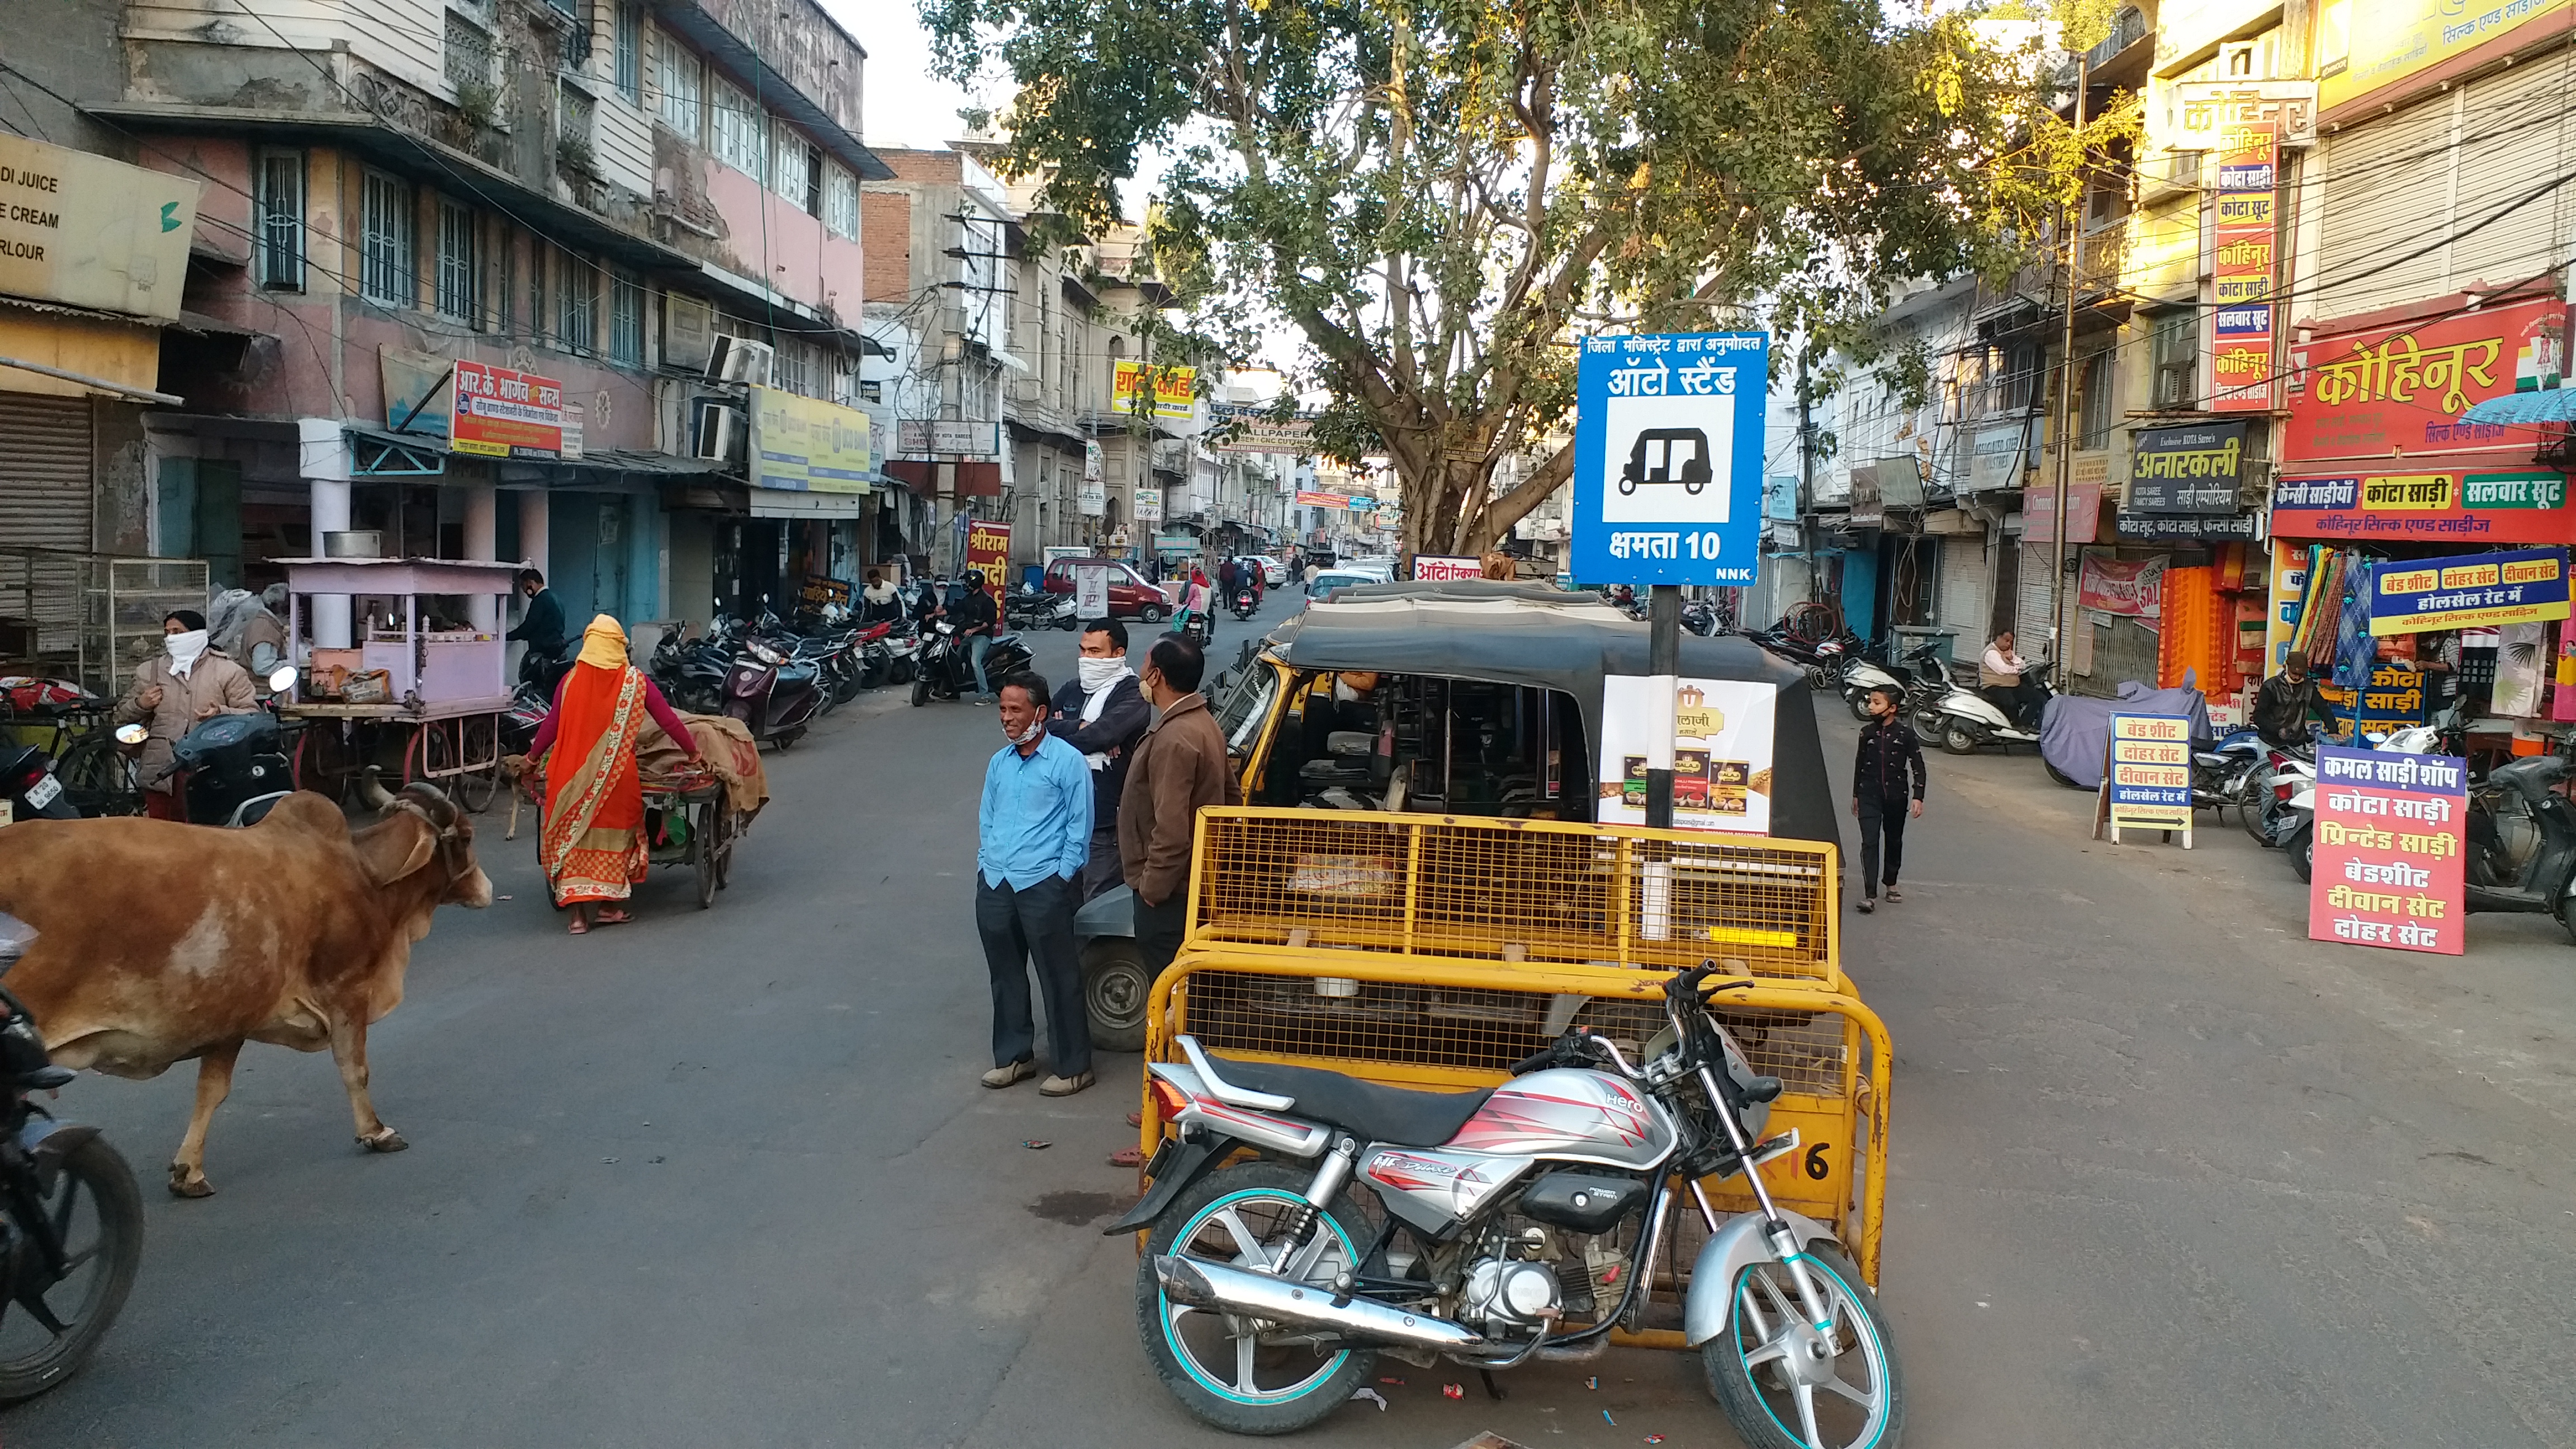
[714,810,734,890]
[453,717,500,813]
[693,799,720,909]
[405,723,434,790]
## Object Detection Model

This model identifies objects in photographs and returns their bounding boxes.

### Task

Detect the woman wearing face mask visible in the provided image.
[114,609,257,821]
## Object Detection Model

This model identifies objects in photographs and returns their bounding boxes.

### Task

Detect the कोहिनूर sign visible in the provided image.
[1570,332,1769,586]
[2308,745,2466,955]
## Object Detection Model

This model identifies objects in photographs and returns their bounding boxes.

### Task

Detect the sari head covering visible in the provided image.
[541,614,650,907]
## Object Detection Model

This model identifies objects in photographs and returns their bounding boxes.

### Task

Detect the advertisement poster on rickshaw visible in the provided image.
[965,520,1012,588]
[1595,678,1777,834]
[2308,745,2466,955]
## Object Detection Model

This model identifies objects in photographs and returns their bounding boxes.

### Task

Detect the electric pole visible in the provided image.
[2047,56,2090,671]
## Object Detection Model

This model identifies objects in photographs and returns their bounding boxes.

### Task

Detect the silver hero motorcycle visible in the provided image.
[1109,960,1902,1446]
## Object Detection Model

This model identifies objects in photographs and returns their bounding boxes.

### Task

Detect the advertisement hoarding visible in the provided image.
[2269,471,2576,545]
[1111,361,1196,420]
[1294,490,1348,510]
[1595,678,1778,835]
[964,519,1012,586]
[2100,713,2194,839]
[2368,547,2570,635]
[1570,332,1769,586]
[450,360,565,459]
[2128,421,2248,513]
[2284,293,2566,466]
[2021,482,2101,544]
[2307,745,2468,955]
[2077,553,2165,617]
[2321,0,2571,112]
[896,419,998,456]
[751,387,872,493]
[2209,121,2278,413]
[1412,554,1483,582]
[1073,563,1110,618]
[1133,485,1163,524]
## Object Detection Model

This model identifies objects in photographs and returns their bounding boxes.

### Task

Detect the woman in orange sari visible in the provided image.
[532,615,700,933]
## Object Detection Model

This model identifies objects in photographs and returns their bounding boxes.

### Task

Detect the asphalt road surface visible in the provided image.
[12,588,2572,1449]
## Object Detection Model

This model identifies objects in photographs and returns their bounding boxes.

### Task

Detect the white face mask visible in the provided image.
[1078,655,1130,692]
[164,628,209,677]
[1007,716,1046,747]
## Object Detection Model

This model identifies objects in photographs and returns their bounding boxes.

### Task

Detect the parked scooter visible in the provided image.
[722,636,822,749]
[908,621,1035,707]
[1117,960,1900,1441]
[2193,727,2271,820]
[0,743,79,824]
[1915,657,2054,756]
[0,915,144,1403]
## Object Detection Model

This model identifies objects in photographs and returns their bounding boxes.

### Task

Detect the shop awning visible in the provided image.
[747,487,868,519]
[2460,388,2576,427]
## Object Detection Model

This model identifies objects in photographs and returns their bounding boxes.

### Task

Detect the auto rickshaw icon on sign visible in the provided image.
[1618,428,1714,495]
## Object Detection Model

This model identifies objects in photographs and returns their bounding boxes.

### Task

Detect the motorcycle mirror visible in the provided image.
[115,723,149,746]
[267,664,299,693]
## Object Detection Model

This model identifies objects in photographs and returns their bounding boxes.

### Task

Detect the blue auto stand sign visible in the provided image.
[1571,332,1769,585]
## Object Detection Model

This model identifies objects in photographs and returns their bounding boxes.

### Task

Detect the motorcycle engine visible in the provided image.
[1461,1256,1560,1333]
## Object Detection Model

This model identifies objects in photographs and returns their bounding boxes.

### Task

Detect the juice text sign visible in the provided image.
[2308,746,2466,955]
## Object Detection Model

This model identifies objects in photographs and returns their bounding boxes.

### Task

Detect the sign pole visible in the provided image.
[1646,585,1681,829]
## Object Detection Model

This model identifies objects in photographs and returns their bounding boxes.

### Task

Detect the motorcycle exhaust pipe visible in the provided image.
[1152,1255,1489,1352]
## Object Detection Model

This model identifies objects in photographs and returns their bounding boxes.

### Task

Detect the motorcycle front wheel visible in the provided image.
[1940,723,1980,756]
[1704,1243,1902,1449]
[0,1135,144,1404]
[910,673,930,708]
[1139,1161,1376,1436]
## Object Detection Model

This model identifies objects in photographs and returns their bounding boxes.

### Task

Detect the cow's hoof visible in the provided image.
[168,1167,214,1199]
[358,1128,408,1154]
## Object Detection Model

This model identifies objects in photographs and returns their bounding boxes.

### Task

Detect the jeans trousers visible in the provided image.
[1855,794,1909,896]
[974,875,1090,1077]
[968,634,995,697]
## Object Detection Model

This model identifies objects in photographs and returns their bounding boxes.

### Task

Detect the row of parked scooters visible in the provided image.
[1745,627,2055,757]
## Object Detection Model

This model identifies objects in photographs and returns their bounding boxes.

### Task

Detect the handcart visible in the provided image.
[644,771,736,908]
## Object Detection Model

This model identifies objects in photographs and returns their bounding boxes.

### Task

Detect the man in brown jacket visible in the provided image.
[1119,633,1239,977]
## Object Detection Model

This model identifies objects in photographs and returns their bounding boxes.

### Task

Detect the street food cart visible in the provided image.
[1092,585,1894,1344]
[276,557,523,810]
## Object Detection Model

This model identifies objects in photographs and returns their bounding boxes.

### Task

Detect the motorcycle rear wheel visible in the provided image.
[1139,1161,1376,1436]
[2288,821,2313,883]
[1847,692,1875,723]
[0,1135,144,1405]
[1704,1243,1903,1449]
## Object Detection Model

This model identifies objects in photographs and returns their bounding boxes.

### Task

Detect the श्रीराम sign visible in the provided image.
[2096,713,2193,846]
[2308,746,2466,955]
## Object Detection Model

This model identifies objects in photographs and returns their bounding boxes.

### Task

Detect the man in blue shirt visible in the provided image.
[975,669,1096,1095]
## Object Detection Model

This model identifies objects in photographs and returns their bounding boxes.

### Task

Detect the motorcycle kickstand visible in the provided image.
[1478,1368,1505,1401]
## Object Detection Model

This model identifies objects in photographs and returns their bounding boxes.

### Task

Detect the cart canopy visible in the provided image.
[1263,593,1840,848]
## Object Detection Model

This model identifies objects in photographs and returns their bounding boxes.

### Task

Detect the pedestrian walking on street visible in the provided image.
[1850,683,1926,914]
[975,670,1096,1096]
[532,615,702,934]
[1048,618,1152,901]
[1121,634,1240,979]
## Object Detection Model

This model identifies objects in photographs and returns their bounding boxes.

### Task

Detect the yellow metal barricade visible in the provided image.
[1182,808,1845,991]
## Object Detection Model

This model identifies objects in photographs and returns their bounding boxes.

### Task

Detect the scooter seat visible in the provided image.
[1209,1052,1494,1147]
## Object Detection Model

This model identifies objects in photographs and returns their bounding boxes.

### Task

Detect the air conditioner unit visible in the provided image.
[693,401,745,462]
[2154,362,2196,409]
[707,336,774,387]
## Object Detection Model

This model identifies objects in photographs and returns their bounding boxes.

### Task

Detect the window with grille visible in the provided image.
[823,164,859,239]
[557,0,592,70]
[1999,343,2040,413]
[360,171,416,307]
[654,30,701,140]
[255,150,304,291]
[609,270,644,364]
[775,338,809,396]
[557,251,596,353]
[612,3,642,102]
[2077,350,2111,449]
[773,131,820,213]
[444,11,494,91]
[2151,311,2196,409]
[435,198,481,323]
[710,75,764,176]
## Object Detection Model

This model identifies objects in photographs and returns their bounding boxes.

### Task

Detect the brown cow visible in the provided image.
[0,780,491,1196]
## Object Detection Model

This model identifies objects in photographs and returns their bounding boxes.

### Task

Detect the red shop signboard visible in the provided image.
[2284,293,2567,467]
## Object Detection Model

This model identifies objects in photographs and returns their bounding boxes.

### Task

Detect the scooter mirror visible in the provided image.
[268,664,299,693]
[114,723,149,746]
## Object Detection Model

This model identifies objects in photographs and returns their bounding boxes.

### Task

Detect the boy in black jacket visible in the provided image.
[1851,684,1928,913]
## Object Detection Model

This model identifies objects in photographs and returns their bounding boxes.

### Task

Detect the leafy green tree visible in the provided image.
[927,0,2073,555]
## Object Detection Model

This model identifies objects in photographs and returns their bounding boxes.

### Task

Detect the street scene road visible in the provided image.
[10,585,2567,1448]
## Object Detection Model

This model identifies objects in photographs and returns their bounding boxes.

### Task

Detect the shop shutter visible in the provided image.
[2312,93,2456,320]
[2446,48,2574,294]
[0,394,92,553]
[1937,536,1988,644]
[2017,543,2057,645]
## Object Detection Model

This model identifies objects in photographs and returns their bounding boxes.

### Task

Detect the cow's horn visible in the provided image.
[357,767,396,811]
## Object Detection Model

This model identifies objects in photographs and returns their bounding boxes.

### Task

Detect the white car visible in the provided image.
[1303,569,1378,605]
[1243,555,1287,588]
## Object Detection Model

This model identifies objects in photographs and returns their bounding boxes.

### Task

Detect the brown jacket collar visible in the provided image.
[1143,692,1208,733]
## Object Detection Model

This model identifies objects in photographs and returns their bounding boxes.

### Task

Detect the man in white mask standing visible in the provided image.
[113,608,255,821]
[975,669,1096,1096]
[1046,618,1153,901]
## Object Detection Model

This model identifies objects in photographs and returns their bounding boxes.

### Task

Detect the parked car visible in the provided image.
[1040,556,1175,621]
[1242,554,1287,588]
[1304,569,1380,605]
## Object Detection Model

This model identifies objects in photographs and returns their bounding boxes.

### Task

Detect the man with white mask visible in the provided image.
[975,669,1095,1096]
[1046,617,1152,901]
[113,609,255,821]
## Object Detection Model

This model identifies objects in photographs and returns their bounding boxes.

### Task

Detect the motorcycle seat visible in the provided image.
[1208,1052,1494,1147]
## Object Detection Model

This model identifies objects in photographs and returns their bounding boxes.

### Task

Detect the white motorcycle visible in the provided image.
[1915,658,2053,756]
[1112,960,1902,1447]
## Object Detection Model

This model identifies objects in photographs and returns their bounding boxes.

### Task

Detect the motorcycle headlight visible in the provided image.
[747,641,784,666]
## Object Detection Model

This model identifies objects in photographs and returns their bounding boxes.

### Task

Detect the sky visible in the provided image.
[831,0,986,152]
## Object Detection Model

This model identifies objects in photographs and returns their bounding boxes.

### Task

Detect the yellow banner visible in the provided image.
[2361,475,2453,510]
[749,386,872,494]
[1112,361,1196,420]
[2321,0,2573,111]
